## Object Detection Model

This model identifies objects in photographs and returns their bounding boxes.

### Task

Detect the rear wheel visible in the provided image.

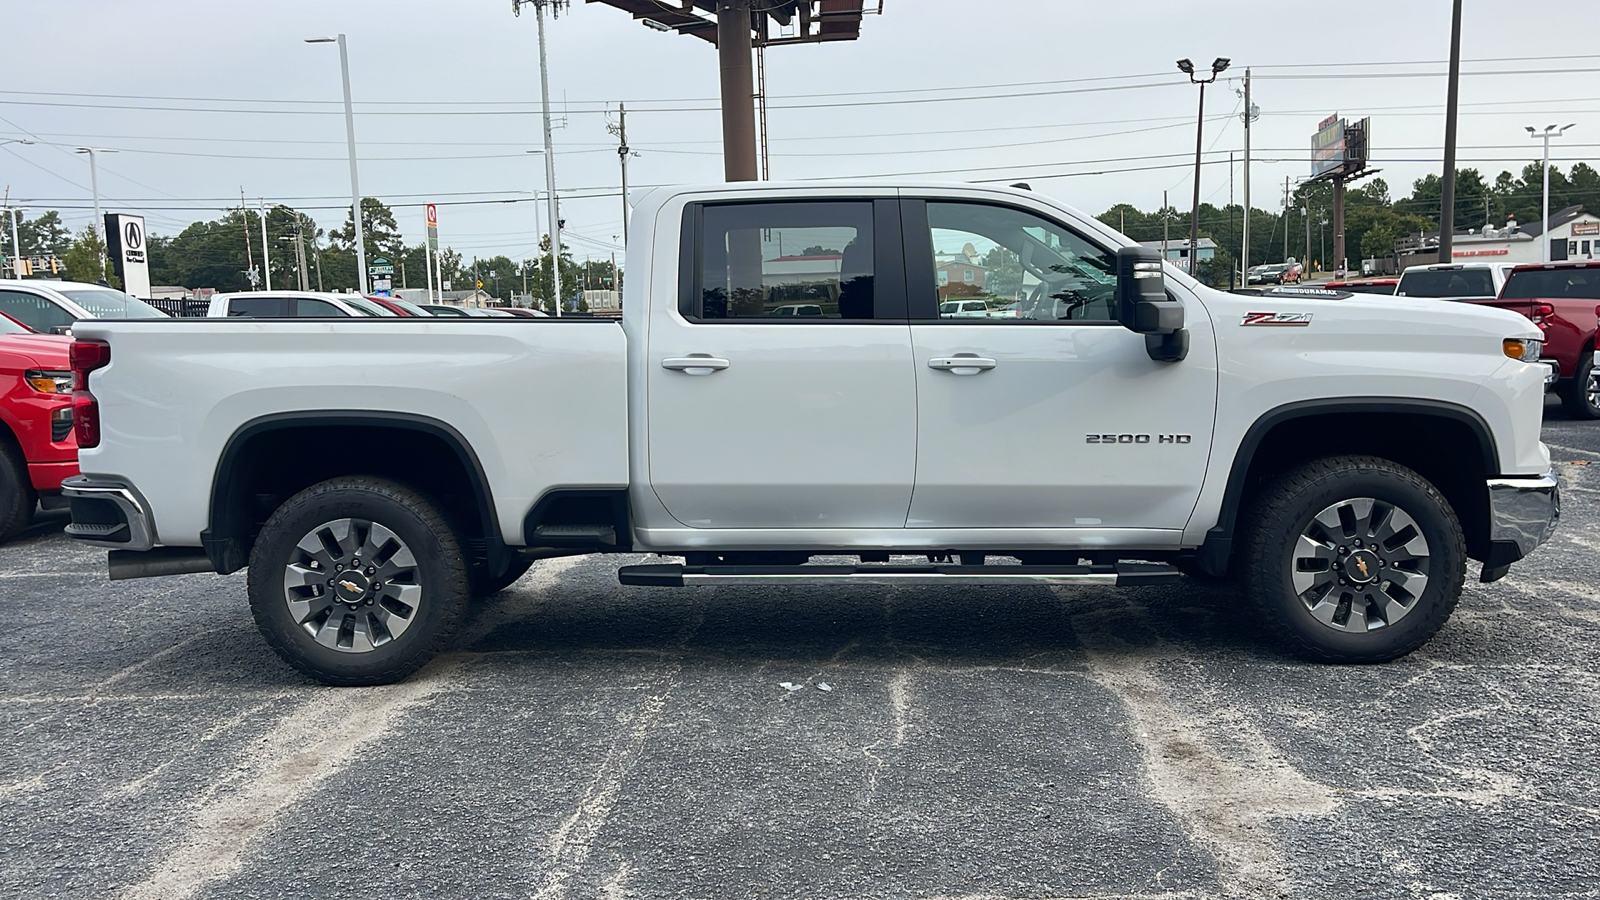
[0,443,36,543]
[1559,350,1599,420]
[1241,456,1465,663]
[248,477,471,686]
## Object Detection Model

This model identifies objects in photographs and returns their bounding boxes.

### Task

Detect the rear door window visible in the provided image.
[295,298,344,317]
[1501,268,1600,300]
[227,296,287,317]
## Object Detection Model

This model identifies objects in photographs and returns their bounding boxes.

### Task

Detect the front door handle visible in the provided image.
[661,355,730,375]
[927,355,997,374]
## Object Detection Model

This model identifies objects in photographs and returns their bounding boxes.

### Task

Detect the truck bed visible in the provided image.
[70,318,629,546]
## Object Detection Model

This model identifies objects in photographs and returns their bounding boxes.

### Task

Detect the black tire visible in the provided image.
[1240,456,1466,663]
[472,559,533,597]
[0,441,36,543]
[1558,350,1599,420]
[247,477,471,686]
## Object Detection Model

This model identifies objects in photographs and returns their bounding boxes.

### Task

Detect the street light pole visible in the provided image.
[514,1,567,316]
[1528,123,1575,262]
[1,139,33,278]
[306,34,367,294]
[74,147,118,279]
[1178,57,1230,278]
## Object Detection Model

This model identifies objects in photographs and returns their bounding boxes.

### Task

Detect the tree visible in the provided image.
[62,226,118,287]
[329,197,404,265]
[10,210,71,257]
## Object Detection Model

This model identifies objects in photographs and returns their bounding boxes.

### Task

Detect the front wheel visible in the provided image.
[248,477,471,686]
[1559,350,1600,420]
[1240,456,1466,663]
[0,444,35,543]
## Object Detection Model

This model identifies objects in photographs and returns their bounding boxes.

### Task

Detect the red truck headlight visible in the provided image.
[24,370,74,394]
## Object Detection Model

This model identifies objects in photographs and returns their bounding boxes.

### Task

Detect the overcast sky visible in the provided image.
[3,0,1597,265]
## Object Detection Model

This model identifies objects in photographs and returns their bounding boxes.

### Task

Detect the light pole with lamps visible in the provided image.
[1527,123,1575,262]
[1178,56,1229,277]
[2,139,33,276]
[306,34,368,294]
[74,147,118,278]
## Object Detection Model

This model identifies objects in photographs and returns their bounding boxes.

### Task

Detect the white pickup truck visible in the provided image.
[62,182,1559,685]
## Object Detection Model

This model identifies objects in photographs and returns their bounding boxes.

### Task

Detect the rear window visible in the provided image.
[58,289,167,318]
[1397,269,1496,298]
[1501,268,1600,300]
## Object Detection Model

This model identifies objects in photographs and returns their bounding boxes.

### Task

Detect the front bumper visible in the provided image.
[1481,472,1560,580]
[60,476,156,551]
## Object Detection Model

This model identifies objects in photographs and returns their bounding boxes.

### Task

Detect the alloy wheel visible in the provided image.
[282,518,422,652]
[1291,497,1431,633]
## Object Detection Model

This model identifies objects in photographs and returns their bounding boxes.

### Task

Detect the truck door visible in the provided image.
[646,198,917,528]
[901,198,1217,531]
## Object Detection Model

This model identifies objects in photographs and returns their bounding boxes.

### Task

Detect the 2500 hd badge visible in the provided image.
[1085,433,1193,444]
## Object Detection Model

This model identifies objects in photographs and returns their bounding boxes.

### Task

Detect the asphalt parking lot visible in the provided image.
[2,401,1596,900]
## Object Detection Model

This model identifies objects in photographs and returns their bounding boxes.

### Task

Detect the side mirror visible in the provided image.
[1115,247,1188,362]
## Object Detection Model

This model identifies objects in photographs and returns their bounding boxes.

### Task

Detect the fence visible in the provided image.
[146,298,213,318]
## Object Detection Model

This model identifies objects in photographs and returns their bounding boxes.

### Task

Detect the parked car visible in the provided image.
[364,295,433,317]
[501,308,550,318]
[206,291,397,318]
[416,304,515,317]
[1394,262,1516,301]
[0,313,76,540]
[0,280,167,334]
[938,299,992,318]
[1247,263,1299,285]
[770,303,824,317]
[1485,261,1600,418]
[1322,278,1399,295]
[64,181,1557,685]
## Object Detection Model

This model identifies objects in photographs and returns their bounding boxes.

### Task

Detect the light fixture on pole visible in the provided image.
[74,147,118,277]
[1527,123,1576,262]
[1177,57,1229,277]
[306,34,368,294]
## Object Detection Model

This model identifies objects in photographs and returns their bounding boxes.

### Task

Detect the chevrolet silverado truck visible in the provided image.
[1,313,76,540]
[62,182,1560,685]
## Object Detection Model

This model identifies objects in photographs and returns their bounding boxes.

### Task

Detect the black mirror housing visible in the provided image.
[1115,247,1188,362]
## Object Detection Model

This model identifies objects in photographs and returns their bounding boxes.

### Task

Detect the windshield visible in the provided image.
[0,313,27,334]
[1501,268,1600,300]
[344,297,396,316]
[58,289,167,318]
[1397,268,1496,298]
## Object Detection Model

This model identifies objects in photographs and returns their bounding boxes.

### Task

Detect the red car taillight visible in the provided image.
[70,340,110,448]
[1531,302,1555,327]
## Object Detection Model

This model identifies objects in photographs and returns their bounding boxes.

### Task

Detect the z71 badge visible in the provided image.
[1241,311,1314,326]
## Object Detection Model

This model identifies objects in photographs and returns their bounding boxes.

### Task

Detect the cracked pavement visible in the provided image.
[2,399,1596,900]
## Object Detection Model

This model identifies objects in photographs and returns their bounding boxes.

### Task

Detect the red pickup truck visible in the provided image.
[1489,261,1600,419]
[0,312,77,540]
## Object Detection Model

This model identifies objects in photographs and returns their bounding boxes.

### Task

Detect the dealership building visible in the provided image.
[1391,205,1600,271]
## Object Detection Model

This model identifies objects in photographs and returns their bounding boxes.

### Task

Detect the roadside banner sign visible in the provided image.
[426,204,439,251]
[368,257,395,276]
[426,204,438,228]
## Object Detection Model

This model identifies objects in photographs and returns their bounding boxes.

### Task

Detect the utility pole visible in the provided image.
[1304,203,1312,274]
[258,198,272,291]
[1438,0,1463,262]
[1161,189,1169,262]
[294,220,310,291]
[1241,68,1252,276]
[239,188,255,287]
[615,103,631,245]
[513,0,566,316]
[1283,176,1292,263]
[313,235,324,291]
[1229,150,1235,288]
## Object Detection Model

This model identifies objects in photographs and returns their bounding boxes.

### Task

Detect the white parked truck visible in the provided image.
[62,182,1559,684]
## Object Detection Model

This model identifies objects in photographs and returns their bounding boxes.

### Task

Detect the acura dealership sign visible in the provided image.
[104,213,151,298]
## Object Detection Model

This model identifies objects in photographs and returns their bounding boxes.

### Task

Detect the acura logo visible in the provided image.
[124,221,143,249]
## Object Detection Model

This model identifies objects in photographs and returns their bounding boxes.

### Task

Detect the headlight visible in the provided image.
[1503,338,1542,363]
[24,369,74,394]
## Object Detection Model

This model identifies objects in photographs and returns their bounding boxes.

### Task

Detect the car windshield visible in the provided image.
[1398,269,1496,298]
[58,289,167,318]
[344,297,396,316]
[0,314,27,334]
[1500,268,1600,300]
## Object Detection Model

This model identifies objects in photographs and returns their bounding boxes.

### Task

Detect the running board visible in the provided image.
[618,562,1180,588]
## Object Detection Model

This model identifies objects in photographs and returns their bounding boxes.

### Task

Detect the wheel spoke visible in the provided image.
[1371,588,1411,626]
[1292,535,1338,593]
[1386,567,1429,599]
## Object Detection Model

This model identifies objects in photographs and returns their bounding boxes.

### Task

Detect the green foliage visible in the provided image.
[62,226,118,287]
[9,210,71,256]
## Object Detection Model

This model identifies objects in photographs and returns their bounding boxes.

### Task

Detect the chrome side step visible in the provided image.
[618,562,1180,588]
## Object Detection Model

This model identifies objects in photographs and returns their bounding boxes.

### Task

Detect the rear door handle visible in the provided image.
[927,356,997,374]
[661,356,730,374]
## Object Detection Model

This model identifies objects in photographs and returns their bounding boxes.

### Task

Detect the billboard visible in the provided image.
[1311,115,1346,179]
[104,214,151,298]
